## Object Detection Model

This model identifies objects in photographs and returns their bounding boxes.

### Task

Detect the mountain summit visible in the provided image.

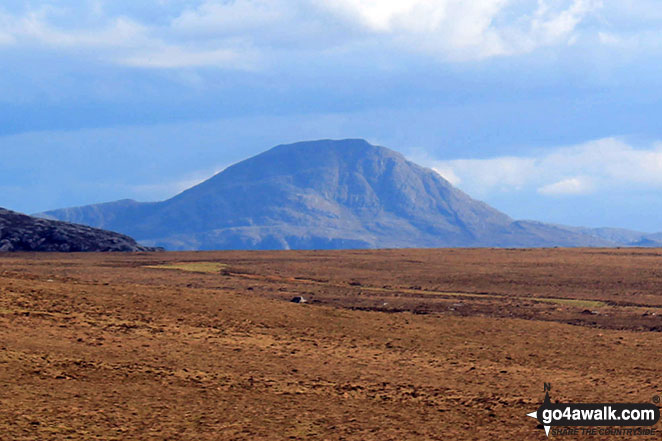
[40,139,614,250]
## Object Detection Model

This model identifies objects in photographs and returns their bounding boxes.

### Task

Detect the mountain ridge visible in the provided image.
[37,139,644,250]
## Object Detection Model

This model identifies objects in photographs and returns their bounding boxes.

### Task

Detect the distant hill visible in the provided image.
[0,208,156,252]
[39,139,627,250]
[560,226,662,247]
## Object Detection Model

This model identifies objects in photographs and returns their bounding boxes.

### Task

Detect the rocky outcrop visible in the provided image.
[0,208,157,252]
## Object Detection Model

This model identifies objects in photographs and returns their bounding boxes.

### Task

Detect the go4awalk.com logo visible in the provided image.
[527,384,660,437]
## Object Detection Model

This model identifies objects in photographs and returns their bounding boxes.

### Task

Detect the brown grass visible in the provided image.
[144,261,228,273]
[1,248,661,440]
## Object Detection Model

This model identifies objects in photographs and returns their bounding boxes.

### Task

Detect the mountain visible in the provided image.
[38,139,620,250]
[0,208,157,252]
[560,226,662,247]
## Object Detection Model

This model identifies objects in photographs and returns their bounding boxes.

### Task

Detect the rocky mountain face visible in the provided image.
[39,139,621,250]
[0,208,157,252]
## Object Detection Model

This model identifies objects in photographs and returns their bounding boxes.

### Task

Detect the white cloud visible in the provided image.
[538,177,593,195]
[321,0,436,32]
[172,1,287,35]
[0,0,607,68]
[5,0,662,69]
[317,0,602,59]
[431,138,662,197]
[0,7,147,49]
[0,5,258,69]
[432,166,461,186]
[434,156,537,191]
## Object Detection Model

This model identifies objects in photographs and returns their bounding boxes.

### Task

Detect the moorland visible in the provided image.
[2,248,661,440]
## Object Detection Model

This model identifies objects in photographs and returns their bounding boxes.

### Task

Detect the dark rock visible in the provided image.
[0,208,158,252]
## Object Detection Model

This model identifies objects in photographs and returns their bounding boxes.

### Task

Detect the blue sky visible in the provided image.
[2,0,662,231]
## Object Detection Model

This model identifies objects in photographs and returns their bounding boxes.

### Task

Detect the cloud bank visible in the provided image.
[0,0,610,68]
[432,138,662,197]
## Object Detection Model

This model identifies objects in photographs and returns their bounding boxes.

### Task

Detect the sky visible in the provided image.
[2,0,662,232]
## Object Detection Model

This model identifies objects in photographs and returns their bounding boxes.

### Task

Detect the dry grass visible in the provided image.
[144,261,228,273]
[531,297,606,309]
[2,248,662,440]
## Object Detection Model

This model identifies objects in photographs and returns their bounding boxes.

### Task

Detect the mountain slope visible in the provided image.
[0,208,156,252]
[577,227,662,247]
[39,139,616,250]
